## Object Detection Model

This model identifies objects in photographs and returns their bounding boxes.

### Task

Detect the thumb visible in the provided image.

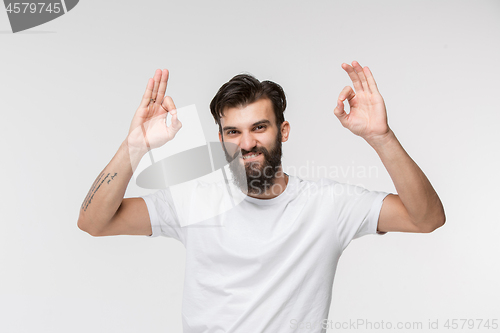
[334,99,349,128]
[168,108,183,132]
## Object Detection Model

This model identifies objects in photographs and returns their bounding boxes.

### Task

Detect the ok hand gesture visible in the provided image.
[334,61,390,144]
[127,69,182,153]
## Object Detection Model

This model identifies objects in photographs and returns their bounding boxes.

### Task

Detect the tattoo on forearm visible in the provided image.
[81,172,118,211]
[108,172,117,184]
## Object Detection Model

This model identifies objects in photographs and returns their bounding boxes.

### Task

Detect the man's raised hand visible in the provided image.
[333,61,391,144]
[127,69,182,154]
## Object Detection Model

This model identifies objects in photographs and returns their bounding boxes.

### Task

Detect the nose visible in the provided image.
[239,131,257,153]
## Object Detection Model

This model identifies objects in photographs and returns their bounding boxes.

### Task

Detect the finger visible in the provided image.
[338,85,356,105]
[363,66,379,94]
[139,78,154,109]
[155,69,169,106]
[351,61,370,93]
[162,96,182,131]
[161,95,176,112]
[151,69,162,103]
[342,63,364,92]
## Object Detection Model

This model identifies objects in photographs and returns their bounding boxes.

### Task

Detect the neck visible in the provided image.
[246,166,289,200]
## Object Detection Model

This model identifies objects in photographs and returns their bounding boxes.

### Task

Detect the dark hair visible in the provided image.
[210,74,287,135]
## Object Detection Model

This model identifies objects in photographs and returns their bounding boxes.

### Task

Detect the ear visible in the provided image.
[280,121,290,143]
[218,131,222,143]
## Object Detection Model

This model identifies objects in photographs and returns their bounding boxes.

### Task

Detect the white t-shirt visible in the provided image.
[141,173,390,333]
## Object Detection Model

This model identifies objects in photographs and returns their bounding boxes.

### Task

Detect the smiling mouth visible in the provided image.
[242,152,262,161]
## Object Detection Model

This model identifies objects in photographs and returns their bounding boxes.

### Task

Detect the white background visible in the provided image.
[1,0,499,332]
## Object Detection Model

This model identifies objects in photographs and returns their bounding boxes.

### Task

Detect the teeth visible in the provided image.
[243,153,260,159]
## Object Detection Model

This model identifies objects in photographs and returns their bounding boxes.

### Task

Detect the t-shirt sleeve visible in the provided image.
[333,182,390,253]
[140,188,185,243]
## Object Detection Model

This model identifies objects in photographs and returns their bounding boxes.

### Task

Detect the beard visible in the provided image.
[224,132,283,196]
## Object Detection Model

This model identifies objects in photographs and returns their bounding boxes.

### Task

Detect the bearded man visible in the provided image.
[78,62,445,333]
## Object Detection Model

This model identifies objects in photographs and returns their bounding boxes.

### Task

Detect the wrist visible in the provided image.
[123,136,148,160]
[365,128,397,149]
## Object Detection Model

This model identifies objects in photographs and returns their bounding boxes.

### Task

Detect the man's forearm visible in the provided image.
[78,138,146,235]
[367,129,445,229]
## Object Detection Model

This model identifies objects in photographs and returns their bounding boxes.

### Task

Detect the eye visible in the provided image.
[254,125,266,131]
[227,130,238,135]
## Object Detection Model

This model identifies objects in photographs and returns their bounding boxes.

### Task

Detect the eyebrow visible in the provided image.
[222,119,271,132]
